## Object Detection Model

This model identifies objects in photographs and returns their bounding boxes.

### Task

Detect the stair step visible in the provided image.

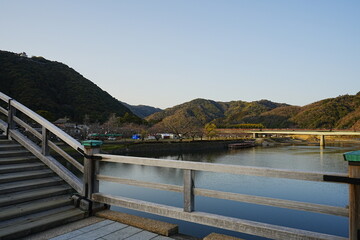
[0,177,64,194]
[0,149,32,158]
[0,169,54,184]
[0,139,14,144]
[0,195,73,221]
[0,205,74,228]
[0,155,38,165]
[0,206,85,240]
[0,143,24,151]
[0,162,46,174]
[0,185,73,207]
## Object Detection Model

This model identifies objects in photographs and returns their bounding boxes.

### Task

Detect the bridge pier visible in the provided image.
[319,135,325,147]
[253,133,259,138]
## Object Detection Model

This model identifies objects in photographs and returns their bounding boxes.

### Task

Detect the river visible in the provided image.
[98,142,360,239]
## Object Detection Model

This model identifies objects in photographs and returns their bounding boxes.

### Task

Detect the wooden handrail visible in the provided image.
[93,193,347,240]
[97,153,348,182]
[0,91,84,194]
[10,99,84,152]
[0,92,11,102]
[96,174,348,217]
[13,116,84,173]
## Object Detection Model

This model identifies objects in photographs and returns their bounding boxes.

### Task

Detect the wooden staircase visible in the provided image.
[0,134,85,240]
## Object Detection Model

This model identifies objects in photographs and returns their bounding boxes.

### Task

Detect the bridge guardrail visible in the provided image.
[1,91,359,239]
[0,92,84,194]
[81,141,359,240]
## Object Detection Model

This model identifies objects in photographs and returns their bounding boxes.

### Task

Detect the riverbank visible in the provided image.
[100,137,333,155]
[101,139,251,155]
[101,136,360,155]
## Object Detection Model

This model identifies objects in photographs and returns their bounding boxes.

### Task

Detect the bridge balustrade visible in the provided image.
[1,91,359,240]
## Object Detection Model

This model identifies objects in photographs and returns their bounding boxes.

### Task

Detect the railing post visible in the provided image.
[344,151,360,240]
[183,169,195,212]
[319,135,325,147]
[42,126,50,155]
[7,99,15,138]
[82,140,103,199]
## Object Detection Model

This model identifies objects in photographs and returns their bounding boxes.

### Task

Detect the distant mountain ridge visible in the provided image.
[1,50,359,130]
[120,102,162,118]
[146,98,291,129]
[0,50,138,123]
[146,94,360,130]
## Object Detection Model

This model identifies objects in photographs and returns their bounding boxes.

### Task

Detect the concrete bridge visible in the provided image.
[247,130,360,147]
[1,91,360,240]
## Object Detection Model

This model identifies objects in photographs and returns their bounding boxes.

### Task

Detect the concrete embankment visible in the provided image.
[102,140,253,155]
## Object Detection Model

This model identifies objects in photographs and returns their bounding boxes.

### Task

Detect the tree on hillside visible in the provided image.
[187,125,204,141]
[204,123,217,139]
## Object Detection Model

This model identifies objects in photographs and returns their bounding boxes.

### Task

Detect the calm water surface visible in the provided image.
[99,143,360,239]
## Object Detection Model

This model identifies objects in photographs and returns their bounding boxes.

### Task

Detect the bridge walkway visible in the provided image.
[0,134,86,239]
[22,217,180,240]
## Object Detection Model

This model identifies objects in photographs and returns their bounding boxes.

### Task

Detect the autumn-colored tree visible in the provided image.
[204,123,217,139]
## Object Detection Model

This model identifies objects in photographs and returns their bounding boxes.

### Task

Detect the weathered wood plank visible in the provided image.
[98,154,348,182]
[7,102,15,134]
[96,175,348,216]
[63,221,126,240]
[83,146,101,198]
[96,175,182,192]
[0,106,7,116]
[183,169,194,212]
[0,119,7,133]
[42,127,50,156]
[10,100,84,152]
[9,129,83,194]
[0,92,11,103]
[348,163,360,240]
[13,116,84,173]
[194,188,348,217]
[102,226,142,240]
[92,193,347,240]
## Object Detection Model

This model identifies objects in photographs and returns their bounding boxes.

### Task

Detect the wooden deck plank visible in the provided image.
[125,230,158,240]
[101,226,143,240]
[67,222,128,240]
[152,236,175,240]
[76,219,116,233]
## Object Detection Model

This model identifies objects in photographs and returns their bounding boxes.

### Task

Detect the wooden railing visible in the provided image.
[80,143,359,240]
[1,91,359,239]
[0,92,84,194]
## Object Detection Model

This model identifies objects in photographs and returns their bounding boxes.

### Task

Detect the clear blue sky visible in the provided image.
[1,0,359,109]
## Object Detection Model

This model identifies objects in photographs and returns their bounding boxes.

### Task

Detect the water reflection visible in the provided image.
[99,143,359,239]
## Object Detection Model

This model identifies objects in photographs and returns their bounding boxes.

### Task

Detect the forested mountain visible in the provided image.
[1,50,359,130]
[147,94,360,130]
[120,102,162,118]
[291,94,360,129]
[0,50,138,123]
[146,98,290,129]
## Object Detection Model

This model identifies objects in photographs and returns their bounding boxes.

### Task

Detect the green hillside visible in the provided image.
[147,94,360,130]
[2,50,359,130]
[0,50,138,123]
[146,98,288,130]
[291,94,360,129]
